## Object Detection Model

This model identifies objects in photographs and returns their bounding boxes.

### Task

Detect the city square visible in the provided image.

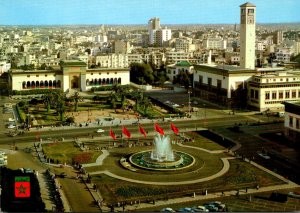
[1,0,300,212]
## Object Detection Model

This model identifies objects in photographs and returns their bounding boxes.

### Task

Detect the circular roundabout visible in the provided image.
[129,150,195,171]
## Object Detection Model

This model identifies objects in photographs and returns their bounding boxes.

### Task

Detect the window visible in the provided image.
[45,74,47,77]
[279,91,283,99]
[251,89,254,98]
[296,119,300,129]
[217,80,222,89]
[289,116,293,127]
[208,78,212,86]
[255,90,258,99]
[36,75,39,77]
[199,76,203,85]
[265,92,270,100]
[241,9,245,14]
[27,75,30,78]
[272,92,277,99]
[292,91,296,98]
[285,91,290,99]
[248,9,254,14]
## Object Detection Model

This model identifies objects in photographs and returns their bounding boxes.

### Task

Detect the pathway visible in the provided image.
[82,150,109,168]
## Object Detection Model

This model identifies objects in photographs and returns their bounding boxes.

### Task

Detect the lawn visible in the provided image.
[42,142,100,164]
[183,131,226,150]
[90,157,285,205]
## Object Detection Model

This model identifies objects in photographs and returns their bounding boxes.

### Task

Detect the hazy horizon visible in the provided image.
[0,0,299,26]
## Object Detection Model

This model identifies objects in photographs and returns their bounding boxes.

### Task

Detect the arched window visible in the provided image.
[86,79,89,86]
[40,81,44,88]
[31,81,36,88]
[49,80,53,87]
[102,78,106,85]
[110,78,113,84]
[114,78,118,84]
[22,81,26,89]
[36,81,40,88]
[94,79,98,85]
[53,80,57,87]
[27,81,30,88]
[99,78,102,85]
[106,78,109,84]
[45,80,49,87]
[57,80,61,88]
[118,77,121,84]
[90,79,94,85]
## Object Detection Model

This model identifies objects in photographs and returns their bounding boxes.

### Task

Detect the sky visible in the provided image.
[0,0,299,25]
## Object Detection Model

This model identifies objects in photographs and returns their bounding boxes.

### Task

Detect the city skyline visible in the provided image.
[0,0,299,26]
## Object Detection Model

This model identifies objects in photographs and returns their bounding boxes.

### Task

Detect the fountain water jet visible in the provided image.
[151,134,174,162]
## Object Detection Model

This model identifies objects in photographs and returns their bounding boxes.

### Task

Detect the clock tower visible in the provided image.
[240,2,256,69]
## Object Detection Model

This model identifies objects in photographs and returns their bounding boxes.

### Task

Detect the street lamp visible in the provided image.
[188,90,192,118]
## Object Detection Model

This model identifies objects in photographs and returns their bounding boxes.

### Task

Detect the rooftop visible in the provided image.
[60,60,87,67]
[240,2,256,7]
[175,61,193,67]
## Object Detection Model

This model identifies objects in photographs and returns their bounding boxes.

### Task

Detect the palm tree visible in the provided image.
[53,91,66,122]
[131,90,143,111]
[140,97,152,115]
[111,84,130,109]
[71,92,82,112]
[42,92,53,113]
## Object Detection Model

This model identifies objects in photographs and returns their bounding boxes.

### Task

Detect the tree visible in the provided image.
[42,92,53,113]
[110,93,118,109]
[53,91,66,121]
[173,71,191,89]
[131,90,143,111]
[140,97,152,115]
[70,92,82,112]
[111,84,130,109]
[130,63,155,85]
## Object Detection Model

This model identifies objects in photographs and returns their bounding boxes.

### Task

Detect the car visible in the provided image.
[258,152,270,159]
[178,207,194,212]
[203,204,218,212]
[7,125,16,129]
[288,191,300,199]
[96,129,105,133]
[161,207,175,212]
[132,121,139,125]
[191,205,209,212]
[209,201,226,210]
[172,104,180,107]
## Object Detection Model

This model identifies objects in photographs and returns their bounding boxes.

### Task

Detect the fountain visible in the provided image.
[151,134,174,162]
[128,134,195,171]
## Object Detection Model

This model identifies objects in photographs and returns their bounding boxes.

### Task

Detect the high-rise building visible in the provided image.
[240,2,256,69]
[273,31,284,45]
[148,17,171,46]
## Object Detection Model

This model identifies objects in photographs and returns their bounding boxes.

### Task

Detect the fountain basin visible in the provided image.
[129,150,195,171]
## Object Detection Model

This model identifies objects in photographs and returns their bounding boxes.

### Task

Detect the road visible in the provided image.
[0,115,258,144]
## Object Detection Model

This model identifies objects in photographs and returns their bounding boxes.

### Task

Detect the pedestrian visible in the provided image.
[221,191,224,196]
[205,189,208,196]
[256,184,260,190]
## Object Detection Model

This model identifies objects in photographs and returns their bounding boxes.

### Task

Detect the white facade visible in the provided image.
[175,38,195,52]
[165,51,191,65]
[95,54,128,68]
[166,61,194,81]
[240,2,256,69]
[248,71,300,111]
[10,61,130,92]
[203,38,227,50]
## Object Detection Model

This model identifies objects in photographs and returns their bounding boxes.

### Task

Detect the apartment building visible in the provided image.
[95,54,128,68]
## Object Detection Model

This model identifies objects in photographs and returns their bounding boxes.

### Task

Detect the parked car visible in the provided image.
[7,124,16,129]
[191,205,209,212]
[203,204,218,212]
[178,207,194,212]
[96,129,105,133]
[161,207,175,212]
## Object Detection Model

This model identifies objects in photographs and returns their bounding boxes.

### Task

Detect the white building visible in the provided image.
[203,38,227,50]
[0,61,11,75]
[165,51,191,65]
[240,2,256,69]
[166,61,194,81]
[175,38,195,52]
[248,71,300,111]
[148,17,172,46]
[9,60,130,92]
[284,102,300,143]
[95,54,128,68]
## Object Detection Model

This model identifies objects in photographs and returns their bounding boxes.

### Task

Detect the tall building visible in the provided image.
[148,17,171,46]
[240,2,256,69]
[273,31,284,45]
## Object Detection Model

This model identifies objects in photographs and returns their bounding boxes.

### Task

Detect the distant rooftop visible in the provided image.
[175,61,193,67]
[240,2,256,7]
[60,60,86,67]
